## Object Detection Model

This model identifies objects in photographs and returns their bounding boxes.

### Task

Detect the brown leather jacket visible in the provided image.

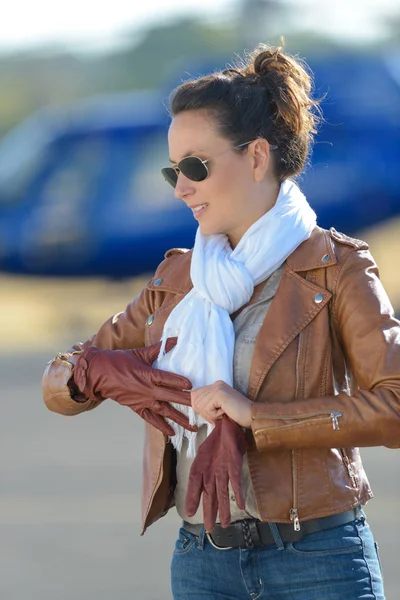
[42,226,400,534]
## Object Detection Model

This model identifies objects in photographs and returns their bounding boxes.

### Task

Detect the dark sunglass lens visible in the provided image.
[161,167,178,188]
[179,157,208,182]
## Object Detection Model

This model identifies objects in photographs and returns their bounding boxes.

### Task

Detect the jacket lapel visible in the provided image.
[247,227,336,401]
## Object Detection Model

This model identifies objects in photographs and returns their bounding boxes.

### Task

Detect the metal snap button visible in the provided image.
[314,293,324,304]
[146,315,154,326]
[321,254,330,263]
[153,278,163,286]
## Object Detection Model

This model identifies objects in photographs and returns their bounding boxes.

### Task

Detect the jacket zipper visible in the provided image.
[339,448,358,488]
[290,333,302,530]
[254,410,342,430]
[332,364,358,490]
[290,449,300,531]
[295,331,302,400]
[256,409,342,530]
[289,332,342,531]
[141,442,166,534]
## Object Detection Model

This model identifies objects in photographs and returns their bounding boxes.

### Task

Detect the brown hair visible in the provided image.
[169,43,322,181]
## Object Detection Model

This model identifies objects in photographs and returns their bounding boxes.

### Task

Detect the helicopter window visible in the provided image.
[0,144,49,207]
[20,135,107,253]
[126,131,177,212]
[38,136,105,210]
[0,111,54,207]
[98,130,179,230]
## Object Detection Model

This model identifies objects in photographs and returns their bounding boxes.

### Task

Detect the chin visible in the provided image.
[198,218,227,237]
[199,225,224,238]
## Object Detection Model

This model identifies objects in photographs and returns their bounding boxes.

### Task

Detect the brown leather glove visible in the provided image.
[73,338,197,436]
[185,415,250,531]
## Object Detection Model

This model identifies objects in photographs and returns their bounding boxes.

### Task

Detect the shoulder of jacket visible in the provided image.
[146,247,193,293]
[164,247,191,259]
[329,227,369,251]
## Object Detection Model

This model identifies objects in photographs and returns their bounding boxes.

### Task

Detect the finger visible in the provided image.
[138,408,175,437]
[213,408,225,419]
[229,462,246,510]
[194,406,224,425]
[186,467,204,517]
[203,476,218,533]
[142,409,175,436]
[155,387,192,406]
[163,337,179,354]
[137,337,178,366]
[191,388,224,422]
[216,473,231,529]
[155,403,198,432]
[137,340,162,365]
[152,368,192,392]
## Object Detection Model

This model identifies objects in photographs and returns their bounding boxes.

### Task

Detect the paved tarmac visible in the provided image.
[1,352,399,599]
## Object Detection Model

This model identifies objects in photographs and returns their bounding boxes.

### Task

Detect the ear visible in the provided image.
[249,139,272,182]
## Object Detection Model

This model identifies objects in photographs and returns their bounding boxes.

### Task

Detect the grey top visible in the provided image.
[174,265,285,524]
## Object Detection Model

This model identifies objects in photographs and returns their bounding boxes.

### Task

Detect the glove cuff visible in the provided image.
[73,346,104,396]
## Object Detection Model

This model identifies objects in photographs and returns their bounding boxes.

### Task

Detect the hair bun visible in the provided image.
[253,47,284,78]
[170,41,322,182]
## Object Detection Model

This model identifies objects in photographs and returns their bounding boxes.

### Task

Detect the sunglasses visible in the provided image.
[161,140,269,189]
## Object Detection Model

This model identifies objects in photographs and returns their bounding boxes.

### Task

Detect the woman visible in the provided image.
[42,44,399,599]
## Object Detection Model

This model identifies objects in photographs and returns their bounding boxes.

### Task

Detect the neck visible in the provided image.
[228,181,281,249]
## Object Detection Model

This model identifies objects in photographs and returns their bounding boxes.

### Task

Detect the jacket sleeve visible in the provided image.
[251,248,400,451]
[42,284,154,416]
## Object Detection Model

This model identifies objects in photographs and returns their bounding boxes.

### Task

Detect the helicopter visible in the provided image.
[0,51,398,278]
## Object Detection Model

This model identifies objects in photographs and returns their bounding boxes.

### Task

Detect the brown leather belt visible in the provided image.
[183,507,362,550]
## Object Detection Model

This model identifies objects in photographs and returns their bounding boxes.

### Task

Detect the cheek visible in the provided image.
[217,160,245,188]
[203,162,247,205]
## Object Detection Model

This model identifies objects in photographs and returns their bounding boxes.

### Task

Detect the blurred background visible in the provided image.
[0,0,399,598]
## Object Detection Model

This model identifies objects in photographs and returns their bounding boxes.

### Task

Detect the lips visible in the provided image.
[192,203,208,214]
[190,203,209,219]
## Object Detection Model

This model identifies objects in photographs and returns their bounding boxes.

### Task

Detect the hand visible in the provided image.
[185,415,250,531]
[73,338,197,436]
[191,380,253,428]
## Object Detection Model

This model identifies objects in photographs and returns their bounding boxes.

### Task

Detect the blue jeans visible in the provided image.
[171,513,385,599]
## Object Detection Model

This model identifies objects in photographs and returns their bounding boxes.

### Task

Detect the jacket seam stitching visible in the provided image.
[324,450,334,511]
[320,346,330,396]
[330,246,355,326]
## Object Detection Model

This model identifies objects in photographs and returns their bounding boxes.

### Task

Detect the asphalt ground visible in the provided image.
[1,351,399,600]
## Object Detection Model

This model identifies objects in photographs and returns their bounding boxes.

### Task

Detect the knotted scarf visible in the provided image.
[154,180,317,456]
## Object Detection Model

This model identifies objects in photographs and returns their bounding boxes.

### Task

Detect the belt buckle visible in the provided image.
[205,531,233,551]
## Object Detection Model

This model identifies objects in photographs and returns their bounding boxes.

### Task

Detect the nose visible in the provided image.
[174,171,195,200]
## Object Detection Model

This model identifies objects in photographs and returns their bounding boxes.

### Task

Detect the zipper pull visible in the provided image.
[343,455,358,488]
[290,508,301,531]
[331,411,342,430]
[348,464,358,488]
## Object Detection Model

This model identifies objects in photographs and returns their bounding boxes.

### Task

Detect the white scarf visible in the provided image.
[154,180,316,457]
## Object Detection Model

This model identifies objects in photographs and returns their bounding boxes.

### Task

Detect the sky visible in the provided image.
[0,0,398,55]
[0,0,235,53]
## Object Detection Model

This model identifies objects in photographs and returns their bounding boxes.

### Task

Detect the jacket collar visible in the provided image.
[149,226,336,295]
[286,226,337,272]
